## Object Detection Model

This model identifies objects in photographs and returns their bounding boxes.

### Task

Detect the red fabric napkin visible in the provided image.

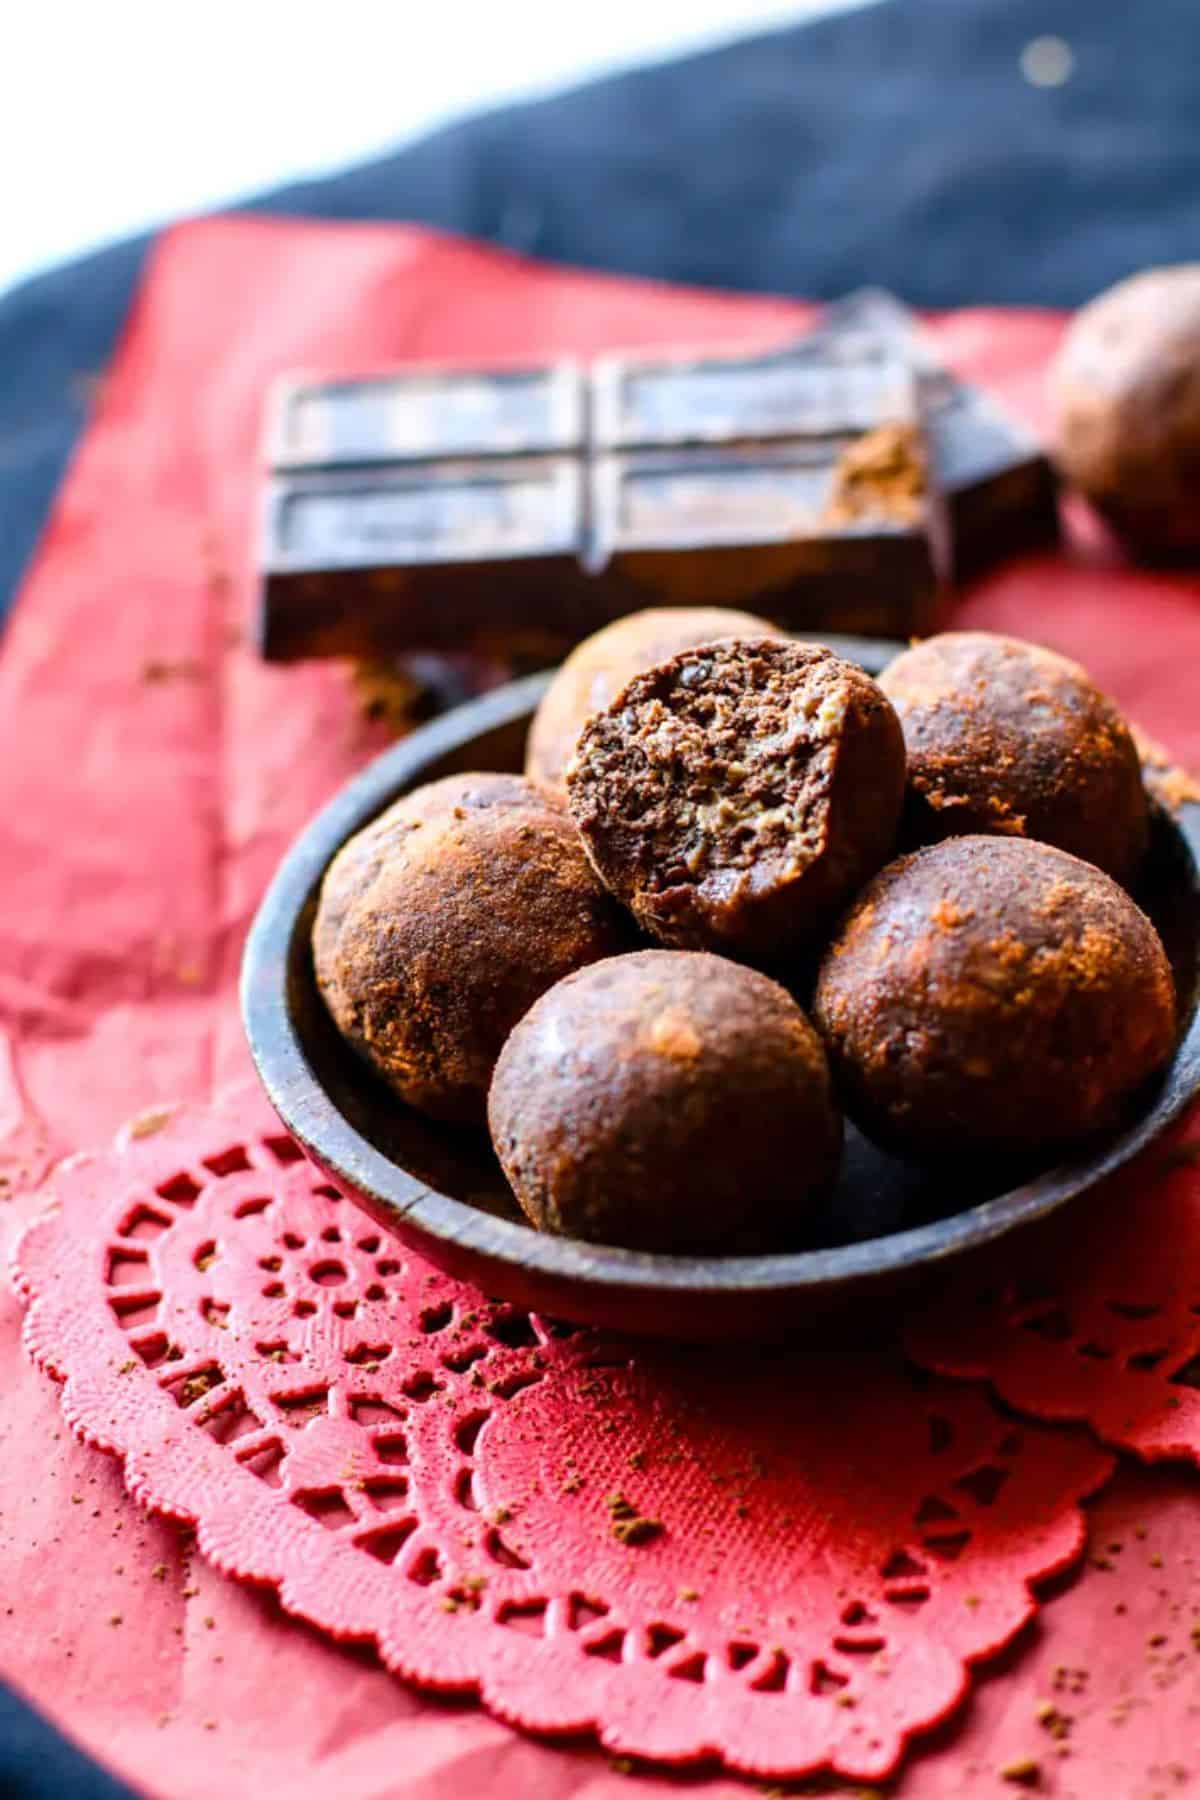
[2,216,1200,1798]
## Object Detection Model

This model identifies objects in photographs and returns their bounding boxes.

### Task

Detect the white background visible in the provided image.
[0,1,871,300]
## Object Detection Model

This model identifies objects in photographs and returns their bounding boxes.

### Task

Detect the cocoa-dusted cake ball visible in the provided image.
[525,606,786,793]
[813,836,1176,1159]
[489,950,842,1253]
[880,631,1149,884]
[313,773,633,1125]
[1050,265,1200,556]
[566,638,906,963]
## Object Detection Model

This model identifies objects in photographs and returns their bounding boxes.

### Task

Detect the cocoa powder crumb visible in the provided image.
[606,1493,664,1546]
[129,1108,172,1140]
[825,422,927,528]
[141,659,206,685]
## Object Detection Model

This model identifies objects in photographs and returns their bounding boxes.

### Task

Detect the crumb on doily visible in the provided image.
[606,1493,664,1546]
[999,1755,1041,1786]
[141,659,206,685]
[1035,1701,1072,1742]
[129,1108,173,1139]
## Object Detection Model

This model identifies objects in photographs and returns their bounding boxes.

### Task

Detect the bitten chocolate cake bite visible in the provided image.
[566,638,906,963]
[488,950,842,1253]
[313,773,633,1124]
[813,836,1176,1158]
[525,605,786,792]
[1050,264,1200,557]
[880,631,1149,883]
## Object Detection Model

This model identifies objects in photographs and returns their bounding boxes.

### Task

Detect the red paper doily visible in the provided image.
[907,1113,1200,1464]
[15,1086,1113,1784]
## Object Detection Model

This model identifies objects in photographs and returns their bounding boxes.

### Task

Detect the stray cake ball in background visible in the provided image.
[813,835,1176,1159]
[880,631,1149,884]
[1050,264,1200,558]
[489,949,842,1254]
[566,637,906,964]
[525,605,787,793]
[313,773,634,1124]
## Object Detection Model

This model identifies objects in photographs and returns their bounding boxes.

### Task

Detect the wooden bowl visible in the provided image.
[241,638,1200,1342]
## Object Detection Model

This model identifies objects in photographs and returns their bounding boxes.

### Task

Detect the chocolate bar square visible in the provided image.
[260,457,592,660]
[590,338,915,447]
[267,361,584,468]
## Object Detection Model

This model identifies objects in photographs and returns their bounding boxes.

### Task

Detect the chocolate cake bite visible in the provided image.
[813,836,1176,1158]
[880,631,1149,883]
[313,773,633,1124]
[1050,264,1200,557]
[525,605,786,793]
[488,950,842,1253]
[565,637,906,963]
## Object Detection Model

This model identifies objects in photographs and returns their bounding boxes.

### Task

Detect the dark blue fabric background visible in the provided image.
[1,0,1198,1787]
[0,1687,140,1799]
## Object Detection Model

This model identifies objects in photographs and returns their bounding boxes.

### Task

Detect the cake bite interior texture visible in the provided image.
[566,637,905,964]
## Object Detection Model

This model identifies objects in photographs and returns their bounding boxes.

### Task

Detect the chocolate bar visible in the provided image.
[258,336,947,663]
[813,290,1060,578]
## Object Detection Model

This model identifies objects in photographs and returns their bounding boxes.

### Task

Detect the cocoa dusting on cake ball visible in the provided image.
[880,631,1149,884]
[813,836,1176,1158]
[525,606,786,793]
[488,950,842,1254]
[313,773,634,1124]
[1050,264,1200,557]
[565,638,906,963]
